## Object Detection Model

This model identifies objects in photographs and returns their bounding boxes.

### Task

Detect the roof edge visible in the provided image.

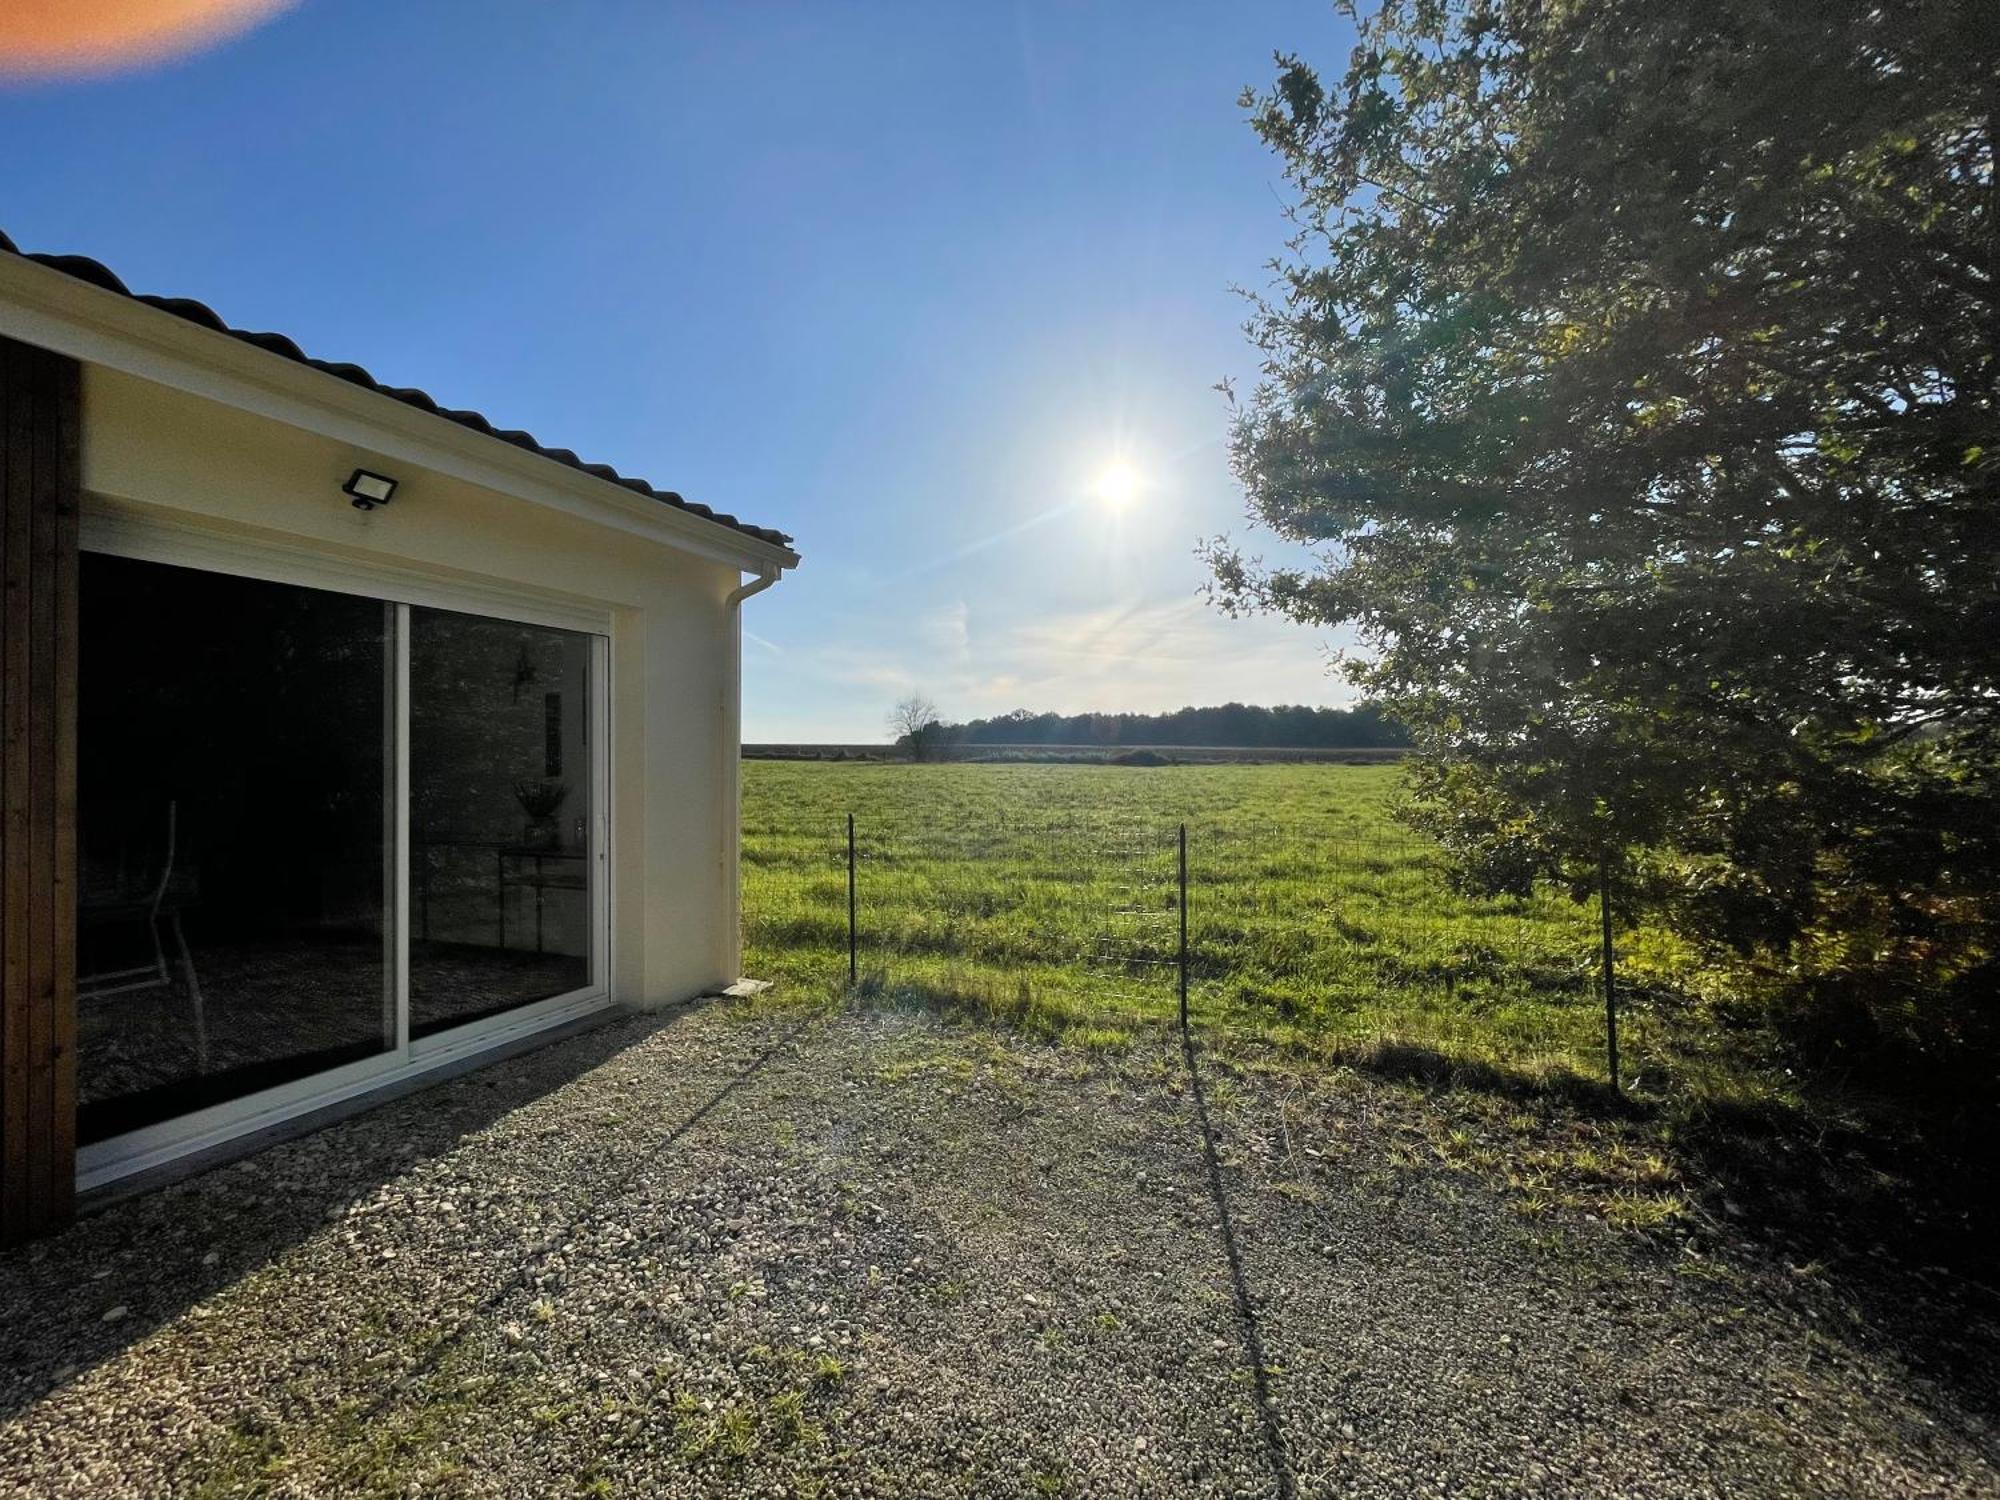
[0,229,795,554]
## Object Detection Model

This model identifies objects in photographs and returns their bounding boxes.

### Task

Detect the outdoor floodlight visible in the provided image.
[343,468,399,510]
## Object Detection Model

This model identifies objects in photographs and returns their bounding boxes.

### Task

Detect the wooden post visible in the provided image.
[0,335,81,1244]
[847,813,857,986]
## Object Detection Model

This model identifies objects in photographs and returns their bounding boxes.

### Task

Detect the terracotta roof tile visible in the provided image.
[0,230,794,552]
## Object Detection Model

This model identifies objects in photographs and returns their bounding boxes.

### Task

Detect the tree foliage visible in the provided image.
[1210,1,2000,1060]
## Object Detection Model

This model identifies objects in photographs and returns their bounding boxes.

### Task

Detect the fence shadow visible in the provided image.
[757,807,2000,1428]
[1181,1027,1297,1500]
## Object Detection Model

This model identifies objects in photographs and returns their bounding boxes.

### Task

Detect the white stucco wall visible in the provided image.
[80,364,745,1009]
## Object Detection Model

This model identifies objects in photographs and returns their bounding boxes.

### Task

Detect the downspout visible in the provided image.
[727,569,782,609]
[724,566,782,979]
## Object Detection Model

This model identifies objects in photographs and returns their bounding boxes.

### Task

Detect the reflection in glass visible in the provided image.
[77,554,391,1142]
[410,608,593,1036]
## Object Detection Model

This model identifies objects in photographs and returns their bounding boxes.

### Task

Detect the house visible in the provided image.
[0,232,798,1243]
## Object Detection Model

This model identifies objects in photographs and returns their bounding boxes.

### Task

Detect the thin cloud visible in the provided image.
[749,594,1355,741]
[947,595,1352,717]
[920,600,972,659]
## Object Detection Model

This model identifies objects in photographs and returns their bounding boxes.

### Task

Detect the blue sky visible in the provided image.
[0,1,1360,740]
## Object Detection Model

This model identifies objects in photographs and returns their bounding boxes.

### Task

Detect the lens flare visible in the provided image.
[0,0,293,78]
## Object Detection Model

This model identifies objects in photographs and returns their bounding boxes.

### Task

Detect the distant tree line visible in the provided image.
[945,703,1409,749]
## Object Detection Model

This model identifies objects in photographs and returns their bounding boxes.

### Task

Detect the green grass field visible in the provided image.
[742,760,2000,1286]
[743,760,1690,1088]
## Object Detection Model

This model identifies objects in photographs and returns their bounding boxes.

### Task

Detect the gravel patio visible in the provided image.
[0,996,1994,1498]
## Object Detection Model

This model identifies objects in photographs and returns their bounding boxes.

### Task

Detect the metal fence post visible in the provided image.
[1178,822,1189,1031]
[847,812,858,986]
[1599,845,1620,1096]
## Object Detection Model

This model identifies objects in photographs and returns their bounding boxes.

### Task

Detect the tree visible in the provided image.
[887,693,947,762]
[1208,1,2000,1061]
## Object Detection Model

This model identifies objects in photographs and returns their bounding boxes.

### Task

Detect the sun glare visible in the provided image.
[0,0,293,77]
[1093,460,1142,511]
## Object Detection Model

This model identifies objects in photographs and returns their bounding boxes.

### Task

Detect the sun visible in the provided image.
[1093,459,1143,512]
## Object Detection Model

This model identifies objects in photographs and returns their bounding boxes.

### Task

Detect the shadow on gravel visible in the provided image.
[1671,1109,2000,1424]
[1182,1030,1298,1500]
[0,1003,708,1424]
[353,1000,832,1425]
[1287,1036,2000,1424]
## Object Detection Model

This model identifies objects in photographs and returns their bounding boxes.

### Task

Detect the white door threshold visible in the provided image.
[77,1006,625,1214]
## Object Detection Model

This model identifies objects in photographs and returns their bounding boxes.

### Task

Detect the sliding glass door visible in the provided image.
[409,608,595,1037]
[75,551,605,1147]
[77,554,394,1142]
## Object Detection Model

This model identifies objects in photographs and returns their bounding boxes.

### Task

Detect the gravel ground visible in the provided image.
[0,997,1994,1498]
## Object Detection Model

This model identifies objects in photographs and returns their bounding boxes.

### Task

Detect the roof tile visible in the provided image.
[0,229,794,551]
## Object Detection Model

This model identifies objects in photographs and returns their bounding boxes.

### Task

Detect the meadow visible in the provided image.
[742,760,1690,1089]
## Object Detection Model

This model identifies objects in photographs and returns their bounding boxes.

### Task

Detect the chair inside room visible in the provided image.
[78,799,208,1074]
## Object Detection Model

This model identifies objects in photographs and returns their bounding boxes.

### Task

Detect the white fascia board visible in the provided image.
[0,253,800,575]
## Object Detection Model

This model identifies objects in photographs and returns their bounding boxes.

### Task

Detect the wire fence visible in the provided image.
[741,811,1629,1089]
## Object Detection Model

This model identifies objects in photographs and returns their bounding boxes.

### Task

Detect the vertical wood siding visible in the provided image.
[0,335,80,1244]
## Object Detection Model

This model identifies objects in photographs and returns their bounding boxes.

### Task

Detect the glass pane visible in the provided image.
[77,554,392,1143]
[409,608,593,1036]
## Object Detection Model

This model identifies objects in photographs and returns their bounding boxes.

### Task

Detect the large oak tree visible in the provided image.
[1212,1,2000,1056]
